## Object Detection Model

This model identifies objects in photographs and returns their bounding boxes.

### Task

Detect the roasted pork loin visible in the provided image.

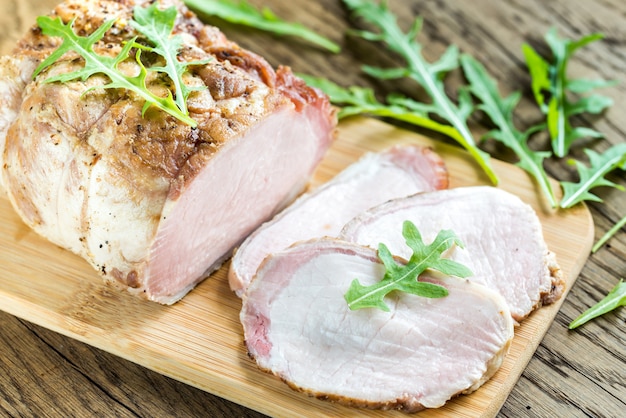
[241,238,514,412]
[228,144,448,296]
[341,186,564,322]
[0,0,335,303]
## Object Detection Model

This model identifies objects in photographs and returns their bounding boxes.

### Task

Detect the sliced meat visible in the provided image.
[0,0,335,303]
[228,144,448,296]
[340,186,564,322]
[241,238,514,412]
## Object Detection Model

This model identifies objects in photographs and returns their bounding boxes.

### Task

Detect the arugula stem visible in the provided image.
[347,262,421,310]
[404,50,494,183]
[345,0,498,184]
[366,108,472,144]
[460,54,556,206]
[592,214,626,253]
[552,53,568,158]
[497,121,557,208]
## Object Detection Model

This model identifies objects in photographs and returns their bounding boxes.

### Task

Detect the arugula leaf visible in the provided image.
[298,73,481,142]
[296,74,392,120]
[522,42,552,112]
[592,214,626,253]
[522,29,614,158]
[460,54,557,207]
[131,3,209,117]
[33,15,197,126]
[183,0,340,53]
[559,143,626,208]
[344,221,472,311]
[343,0,498,185]
[569,279,626,329]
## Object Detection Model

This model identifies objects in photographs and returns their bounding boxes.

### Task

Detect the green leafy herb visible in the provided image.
[34,11,197,126]
[592,214,626,253]
[131,3,209,117]
[569,279,626,329]
[522,29,614,158]
[559,143,626,208]
[298,74,481,142]
[183,0,340,53]
[344,220,472,311]
[343,0,498,184]
[460,54,557,207]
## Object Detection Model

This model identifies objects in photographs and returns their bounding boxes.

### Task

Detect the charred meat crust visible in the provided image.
[539,251,565,307]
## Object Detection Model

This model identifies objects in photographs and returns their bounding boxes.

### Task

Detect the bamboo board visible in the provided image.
[0,116,594,417]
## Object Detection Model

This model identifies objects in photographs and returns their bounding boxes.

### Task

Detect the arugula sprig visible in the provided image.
[460,54,557,207]
[131,3,210,117]
[523,29,615,158]
[298,74,482,142]
[569,279,626,329]
[343,0,498,185]
[344,221,472,311]
[34,9,197,126]
[559,143,626,208]
[306,5,622,213]
[183,0,340,53]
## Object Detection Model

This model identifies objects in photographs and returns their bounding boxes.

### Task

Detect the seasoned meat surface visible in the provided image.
[0,0,335,303]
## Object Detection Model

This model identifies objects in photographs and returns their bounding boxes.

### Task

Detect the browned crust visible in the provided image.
[245,332,512,414]
[514,251,564,323]
[8,0,332,201]
[540,251,565,306]
[207,46,277,87]
[421,146,449,190]
[276,66,329,113]
[245,348,429,413]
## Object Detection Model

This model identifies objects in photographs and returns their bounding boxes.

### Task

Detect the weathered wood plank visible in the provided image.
[0,310,267,417]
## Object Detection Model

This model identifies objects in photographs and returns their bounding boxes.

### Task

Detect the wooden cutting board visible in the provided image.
[0,116,594,417]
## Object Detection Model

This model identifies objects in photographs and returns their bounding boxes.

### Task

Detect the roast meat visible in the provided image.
[228,144,448,296]
[241,238,514,412]
[341,186,564,321]
[0,0,335,303]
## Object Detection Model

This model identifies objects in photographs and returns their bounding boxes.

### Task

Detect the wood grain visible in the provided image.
[1,0,625,417]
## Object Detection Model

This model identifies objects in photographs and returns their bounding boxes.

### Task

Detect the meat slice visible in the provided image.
[0,0,335,303]
[241,238,514,412]
[340,186,564,322]
[228,144,448,296]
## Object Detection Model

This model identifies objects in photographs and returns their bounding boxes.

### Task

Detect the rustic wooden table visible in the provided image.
[1,0,624,417]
